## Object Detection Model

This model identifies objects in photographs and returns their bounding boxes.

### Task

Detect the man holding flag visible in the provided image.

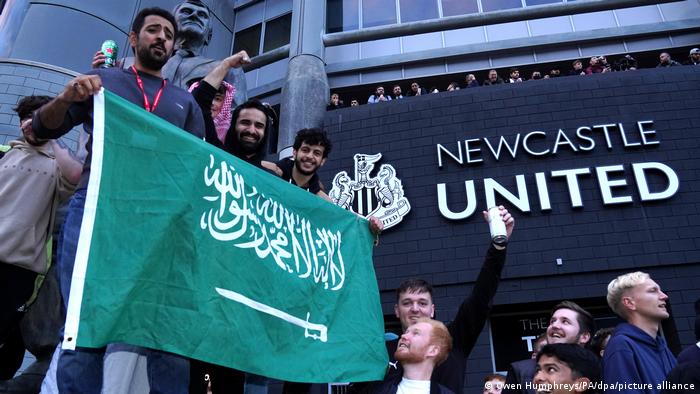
[30,7,204,393]
[189,54,384,393]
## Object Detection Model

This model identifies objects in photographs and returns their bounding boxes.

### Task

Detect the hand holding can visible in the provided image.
[100,40,119,68]
[487,206,508,246]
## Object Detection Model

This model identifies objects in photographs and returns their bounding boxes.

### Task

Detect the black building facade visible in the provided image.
[320,66,700,390]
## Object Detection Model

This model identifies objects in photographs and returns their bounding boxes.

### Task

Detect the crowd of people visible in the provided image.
[325,49,700,110]
[479,284,700,394]
[1,1,699,393]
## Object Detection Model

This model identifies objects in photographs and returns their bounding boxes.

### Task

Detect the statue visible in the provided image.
[121,0,247,104]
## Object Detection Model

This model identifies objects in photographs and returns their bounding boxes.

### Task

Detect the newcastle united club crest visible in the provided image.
[329,153,410,230]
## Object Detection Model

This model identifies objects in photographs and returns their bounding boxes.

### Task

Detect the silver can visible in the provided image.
[487,206,507,245]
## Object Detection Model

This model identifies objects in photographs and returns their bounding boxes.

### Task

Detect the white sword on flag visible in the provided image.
[215,287,328,342]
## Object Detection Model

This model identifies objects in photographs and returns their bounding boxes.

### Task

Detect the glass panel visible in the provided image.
[485,21,529,41]
[11,4,126,72]
[263,13,291,52]
[444,27,486,46]
[615,6,662,26]
[441,0,478,16]
[525,0,562,6]
[402,32,442,52]
[399,0,438,23]
[528,16,571,36]
[482,0,523,13]
[571,11,616,31]
[362,0,397,28]
[325,43,360,63]
[233,23,261,57]
[326,0,359,33]
[235,1,264,31]
[660,2,700,22]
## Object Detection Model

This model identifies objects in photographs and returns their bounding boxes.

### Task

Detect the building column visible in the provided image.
[277,0,328,159]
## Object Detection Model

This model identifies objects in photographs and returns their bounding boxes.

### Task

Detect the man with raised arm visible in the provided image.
[31,7,204,393]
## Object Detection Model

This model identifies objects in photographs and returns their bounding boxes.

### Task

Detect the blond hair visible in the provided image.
[607,271,650,317]
[416,317,452,366]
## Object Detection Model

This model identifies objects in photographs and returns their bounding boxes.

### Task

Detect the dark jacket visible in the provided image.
[192,80,271,169]
[482,78,505,86]
[370,245,507,394]
[364,372,455,394]
[677,343,700,364]
[661,361,700,394]
[502,358,536,394]
[603,323,677,394]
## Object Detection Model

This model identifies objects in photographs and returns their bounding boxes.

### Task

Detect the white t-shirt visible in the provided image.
[396,378,431,394]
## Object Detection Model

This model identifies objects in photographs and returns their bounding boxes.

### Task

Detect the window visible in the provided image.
[263,13,291,52]
[234,24,262,57]
[234,13,292,56]
[441,0,479,16]
[400,0,438,23]
[481,0,523,13]
[362,0,397,28]
[326,0,359,33]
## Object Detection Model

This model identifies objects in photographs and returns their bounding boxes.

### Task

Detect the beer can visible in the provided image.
[100,40,119,68]
[487,206,508,245]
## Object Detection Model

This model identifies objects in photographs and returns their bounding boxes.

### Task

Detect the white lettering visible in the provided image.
[464,138,483,163]
[596,165,633,204]
[552,129,578,154]
[484,175,531,212]
[437,181,477,220]
[551,168,591,208]
[522,131,550,156]
[637,120,659,145]
[437,142,462,168]
[483,134,520,161]
[633,162,679,201]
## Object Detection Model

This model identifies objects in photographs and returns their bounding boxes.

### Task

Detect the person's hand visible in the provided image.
[59,75,103,104]
[481,205,515,240]
[368,216,383,235]
[20,118,33,136]
[91,51,106,69]
[224,50,252,69]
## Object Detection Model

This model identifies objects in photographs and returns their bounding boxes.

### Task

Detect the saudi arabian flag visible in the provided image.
[63,89,388,383]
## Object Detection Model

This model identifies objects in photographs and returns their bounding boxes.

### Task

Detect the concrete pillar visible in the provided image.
[277,0,328,159]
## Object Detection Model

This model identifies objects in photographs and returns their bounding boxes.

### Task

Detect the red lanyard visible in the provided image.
[131,66,166,113]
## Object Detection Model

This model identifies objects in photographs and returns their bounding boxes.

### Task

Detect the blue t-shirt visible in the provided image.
[33,67,205,189]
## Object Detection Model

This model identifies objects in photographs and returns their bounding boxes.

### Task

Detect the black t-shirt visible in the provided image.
[275,157,322,194]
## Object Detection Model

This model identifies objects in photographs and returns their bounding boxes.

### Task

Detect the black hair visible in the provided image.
[224,99,274,159]
[396,278,433,302]
[537,344,601,393]
[13,95,52,120]
[588,327,614,357]
[131,7,178,42]
[293,128,332,158]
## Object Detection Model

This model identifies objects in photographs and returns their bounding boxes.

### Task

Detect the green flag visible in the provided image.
[63,90,388,383]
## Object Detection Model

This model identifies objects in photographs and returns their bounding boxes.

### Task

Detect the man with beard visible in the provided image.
[31,7,204,393]
[268,128,332,201]
[503,302,595,394]
[349,208,513,394]
[371,318,454,394]
[192,63,382,392]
